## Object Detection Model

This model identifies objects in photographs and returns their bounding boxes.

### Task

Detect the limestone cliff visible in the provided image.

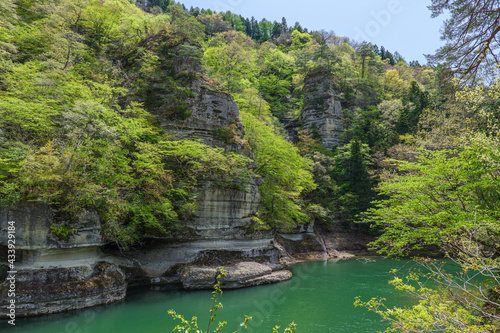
[300,69,344,149]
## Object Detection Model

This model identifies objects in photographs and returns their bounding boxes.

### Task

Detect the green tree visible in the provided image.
[241,112,316,230]
[358,133,500,331]
[197,13,231,36]
[149,0,171,12]
[332,137,376,224]
[397,81,431,134]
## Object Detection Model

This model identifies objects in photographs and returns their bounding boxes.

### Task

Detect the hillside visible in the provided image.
[1,0,499,330]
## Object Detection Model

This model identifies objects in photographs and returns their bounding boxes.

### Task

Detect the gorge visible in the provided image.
[2,0,498,331]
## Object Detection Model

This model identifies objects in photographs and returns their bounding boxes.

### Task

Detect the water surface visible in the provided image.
[1,259,419,333]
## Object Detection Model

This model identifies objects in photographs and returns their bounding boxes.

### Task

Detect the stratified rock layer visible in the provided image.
[0,202,101,251]
[300,70,344,149]
[0,262,126,318]
[187,179,262,240]
[159,83,247,154]
[180,262,292,290]
[0,203,126,318]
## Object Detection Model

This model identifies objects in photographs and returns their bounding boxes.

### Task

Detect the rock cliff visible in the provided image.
[300,69,344,149]
[158,82,248,154]
[0,78,280,318]
[0,203,127,318]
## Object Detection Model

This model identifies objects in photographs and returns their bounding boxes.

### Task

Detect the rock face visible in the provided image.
[0,262,126,318]
[107,237,282,287]
[154,79,262,238]
[300,69,344,149]
[187,179,262,240]
[276,233,325,256]
[0,203,127,318]
[159,83,247,154]
[180,262,292,290]
[0,202,101,251]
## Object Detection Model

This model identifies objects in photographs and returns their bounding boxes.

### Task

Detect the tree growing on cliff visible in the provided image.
[241,112,316,230]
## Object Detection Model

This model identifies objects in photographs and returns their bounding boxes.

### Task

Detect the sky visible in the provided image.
[179,0,447,64]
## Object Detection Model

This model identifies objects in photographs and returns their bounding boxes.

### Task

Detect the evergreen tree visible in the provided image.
[281,17,288,30]
[358,42,375,79]
[385,50,395,65]
[379,45,386,59]
[428,0,500,81]
[293,21,303,32]
[149,0,170,12]
[332,137,376,224]
[244,17,251,36]
[250,16,259,39]
[272,20,282,39]
[397,81,431,133]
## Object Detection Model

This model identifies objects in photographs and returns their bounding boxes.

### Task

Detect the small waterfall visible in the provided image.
[314,225,329,257]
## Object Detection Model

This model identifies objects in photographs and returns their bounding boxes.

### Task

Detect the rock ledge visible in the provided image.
[180,262,292,290]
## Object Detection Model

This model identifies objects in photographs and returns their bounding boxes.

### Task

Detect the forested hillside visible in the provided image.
[1,0,499,330]
[0,0,435,243]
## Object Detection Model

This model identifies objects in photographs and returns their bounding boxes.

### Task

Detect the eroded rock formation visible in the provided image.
[0,80,280,318]
[0,203,127,318]
[159,82,248,154]
[300,69,344,149]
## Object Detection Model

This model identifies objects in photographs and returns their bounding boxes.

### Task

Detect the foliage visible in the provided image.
[355,259,497,332]
[367,135,500,256]
[0,0,254,248]
[50,224,77,240]
[161,140,252,191]
[331,137,377,224]
[361,133,500,330]
[241,112,316,230]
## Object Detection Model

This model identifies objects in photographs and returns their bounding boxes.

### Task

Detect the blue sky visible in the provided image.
[179,0,447,64]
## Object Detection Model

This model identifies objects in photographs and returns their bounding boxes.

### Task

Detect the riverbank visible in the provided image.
[1,204,376,319]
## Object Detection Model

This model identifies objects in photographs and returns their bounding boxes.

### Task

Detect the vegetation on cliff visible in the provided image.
[0,0,253,247]
[1,0,500,329]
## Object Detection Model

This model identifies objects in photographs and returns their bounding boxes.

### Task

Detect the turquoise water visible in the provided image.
[1,259,419,333]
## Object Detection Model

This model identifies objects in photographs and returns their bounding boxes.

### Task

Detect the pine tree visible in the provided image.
[332,137,376,223]
[293,22,303,33]
[379,45,386,59]
[281,17,288,30]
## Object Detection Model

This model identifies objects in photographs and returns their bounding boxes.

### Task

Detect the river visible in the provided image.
[1,258,419,333]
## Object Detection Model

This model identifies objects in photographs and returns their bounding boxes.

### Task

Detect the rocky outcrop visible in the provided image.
[0,202,101,251]
[0,203,127,318]
[180,262,292,290]
[106,237,282,286]
[316,223,376,258]
[159,83,247,154]
[300,69,344,149]
[276,233,325,256]
[186,178,262,240]
[0,262,126,318]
